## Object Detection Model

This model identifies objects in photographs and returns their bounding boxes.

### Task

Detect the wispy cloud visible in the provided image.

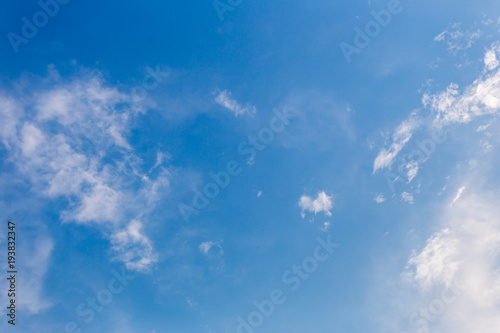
[401,191,414,204]
[19,235,54,313]
[434,23,482,55]
[373,111,422,173]
[110,219,158,272]
[199,241,223,256]
[451,186,466,206]
[0,226,53,315]
[214,89,256,117]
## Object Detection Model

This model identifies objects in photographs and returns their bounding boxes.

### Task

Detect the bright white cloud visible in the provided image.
[214,89,256,117]
[484,44,500,70]
[423,44,500,127]
[402,191,500,332]
[374,130,500,333]
[451,186,466,206]
[299,191,333,218]
[404,228,460,289]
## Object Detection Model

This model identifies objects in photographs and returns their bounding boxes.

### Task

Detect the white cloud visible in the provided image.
[451,186,466,206]
[373,38,500,333]
[20,236,54,314]
[373,140,500,333]
[434,23,482,54]
[477,122,492,131]
[401,191,414,204]
[481,16,494,26]
[434,30,447,42]
[72,184,122,224]
[0,69,170,272]
[405,160,420,183]
[199,241,223,256]
[374,194,386,204]
[402,191,500,332]
[110,220,157,272]
[21,239,53,315]
[484,44,500,70]
[214,89,256,117]
[373,111,421,173]
[481,139,494,152]
[423,44,500,128]
[404,228,460,289]
[374,43,500,180]
[299,191,333,218]
[149,151,168,173]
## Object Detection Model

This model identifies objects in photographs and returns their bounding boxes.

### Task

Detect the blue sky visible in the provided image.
[1,0,500,332]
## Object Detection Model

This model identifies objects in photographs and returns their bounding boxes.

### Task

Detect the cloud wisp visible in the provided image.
[214,89,256,117]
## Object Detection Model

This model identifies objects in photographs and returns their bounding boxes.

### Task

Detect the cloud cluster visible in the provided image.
[0,69,169,272]
[484,43,500,70]
[400,191,414,204]
[378,42,500,331]
[434,23,482,54]
[402,190,500,332]
[374,43,500,189]
[111,220,157,272]
[299,191,333,218]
